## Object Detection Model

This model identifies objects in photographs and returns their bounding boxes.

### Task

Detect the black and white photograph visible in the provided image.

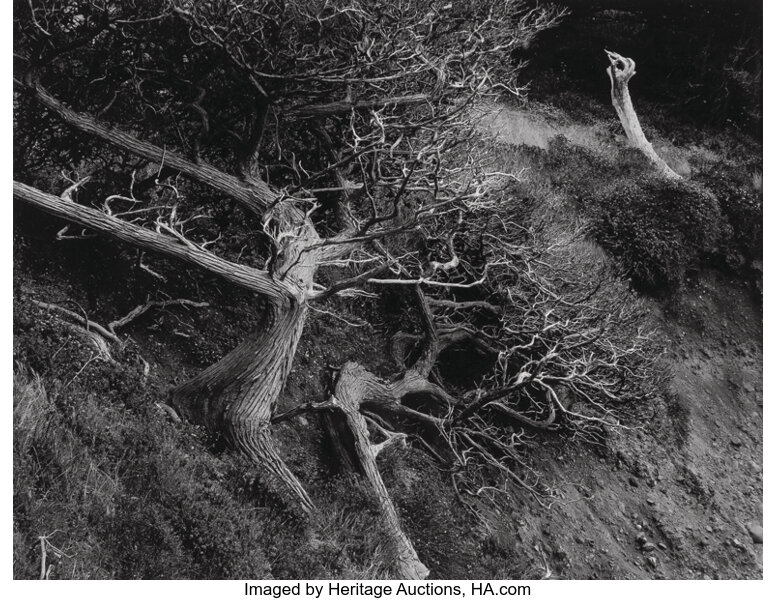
[11,0,764,586]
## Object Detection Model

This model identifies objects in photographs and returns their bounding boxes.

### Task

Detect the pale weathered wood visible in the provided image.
[26,80,273,217]
[331,363,430,580]
[13,182,289,301]
[605,50,681,180]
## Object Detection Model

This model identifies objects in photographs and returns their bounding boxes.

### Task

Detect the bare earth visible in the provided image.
[512,269,762,579]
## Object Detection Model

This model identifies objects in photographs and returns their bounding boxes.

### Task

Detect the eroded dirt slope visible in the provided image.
[509,269,762,579]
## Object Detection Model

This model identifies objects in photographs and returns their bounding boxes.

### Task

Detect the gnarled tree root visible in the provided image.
[328,362,432,580]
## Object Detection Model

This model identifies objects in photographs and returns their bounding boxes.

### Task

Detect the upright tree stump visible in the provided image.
[606,50,681,180]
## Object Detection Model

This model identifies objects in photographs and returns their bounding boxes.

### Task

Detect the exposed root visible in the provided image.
[32,300,120,345]
[108,298,209,333]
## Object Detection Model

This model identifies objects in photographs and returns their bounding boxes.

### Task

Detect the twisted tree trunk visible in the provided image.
[605,50,681,180]
[172,298,314,513]
[170,200,323,514]
[14,179,322,514]
[15,77,336,514]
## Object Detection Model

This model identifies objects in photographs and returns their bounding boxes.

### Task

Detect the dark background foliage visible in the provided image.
[522,0,762,134]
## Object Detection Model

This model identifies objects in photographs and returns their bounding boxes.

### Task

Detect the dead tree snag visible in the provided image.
[606,50,681,180]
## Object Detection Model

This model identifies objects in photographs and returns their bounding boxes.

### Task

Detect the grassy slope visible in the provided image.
[13,86,762,579]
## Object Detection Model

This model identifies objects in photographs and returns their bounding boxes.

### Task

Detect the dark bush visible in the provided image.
[531,136,740,293]
[694,166,762,272]
[581,178,725,291]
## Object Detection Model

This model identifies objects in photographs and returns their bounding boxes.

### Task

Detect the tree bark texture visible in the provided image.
[605,50,681,180]
[14,179,321,514]
[330,362,432,580]
[170,202,323,514]
[172,299,314,513]
[12,182,285,300]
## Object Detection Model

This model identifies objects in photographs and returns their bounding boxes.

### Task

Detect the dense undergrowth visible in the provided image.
[13,300,273,579]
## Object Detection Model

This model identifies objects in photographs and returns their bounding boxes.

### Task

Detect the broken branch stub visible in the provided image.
[605,50,681,180]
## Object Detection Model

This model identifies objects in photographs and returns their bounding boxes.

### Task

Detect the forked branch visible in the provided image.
[13,181,292,301]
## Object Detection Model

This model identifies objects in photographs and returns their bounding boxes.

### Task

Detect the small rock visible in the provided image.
[731,538,744,549]
[629,476,639,487]
[731,438,743,448]
[706,525,713,533]
[647,556,658,568]
[746,524,763,544]
[658,542,667,550]
[744,382,754,393]
[636,532,647,545]
[647,498,656,505]
[642,542,657,552]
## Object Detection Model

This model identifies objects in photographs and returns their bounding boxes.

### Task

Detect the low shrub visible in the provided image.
[540,135,653,196]
[694,164,763,272]
[12,356,274,579]
[581,177,725,291]
[530,135,736,293]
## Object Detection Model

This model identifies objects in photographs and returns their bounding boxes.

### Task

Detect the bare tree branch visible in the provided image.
[21,79,275,216]
[14,181,292,301]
